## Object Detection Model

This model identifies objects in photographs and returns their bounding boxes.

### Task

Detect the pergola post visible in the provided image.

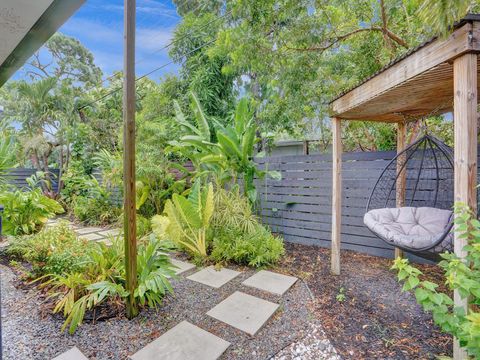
[453,53,477,360]
[123,0,138,319]
[331,117,342,275]
[395,122,406,259]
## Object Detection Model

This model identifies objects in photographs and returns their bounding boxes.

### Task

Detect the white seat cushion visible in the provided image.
[364,207,453,250]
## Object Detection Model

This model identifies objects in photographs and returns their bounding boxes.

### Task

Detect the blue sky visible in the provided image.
[19,0,182,82]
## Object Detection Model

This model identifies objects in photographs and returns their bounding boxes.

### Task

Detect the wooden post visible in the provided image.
[453,53,477,360]
[331,117,342,275]
[123,0,138,319]
[395,122,406,259]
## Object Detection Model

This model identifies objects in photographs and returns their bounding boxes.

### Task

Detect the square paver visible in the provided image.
[170,258,196,275]
[130,321,230,360]
[207,291,279,335]
[79,233,104,241]
[187,266,240,288]
[242,270,298,295]
[97,228,122,237]
[52,347,88,360]
[75,227,104,235]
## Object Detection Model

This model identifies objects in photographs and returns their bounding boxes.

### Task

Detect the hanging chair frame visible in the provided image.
[365,134,455,257]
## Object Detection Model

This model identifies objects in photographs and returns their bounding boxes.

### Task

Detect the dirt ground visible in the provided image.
[276,242,452,360]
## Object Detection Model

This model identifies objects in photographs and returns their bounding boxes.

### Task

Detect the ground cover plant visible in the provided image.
[6,223,90,277]
[393,204,480,358]
[6,224,176,334]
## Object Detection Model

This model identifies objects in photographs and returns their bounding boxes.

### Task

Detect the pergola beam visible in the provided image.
[331,21,480,119]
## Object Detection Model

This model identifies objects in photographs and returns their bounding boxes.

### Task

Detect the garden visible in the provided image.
[1,1,480,360]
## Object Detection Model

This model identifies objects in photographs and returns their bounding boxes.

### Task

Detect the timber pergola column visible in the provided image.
[123,0,138,319]
[327,14,480,359]
[453,52,477,359]
[331,117,342,275]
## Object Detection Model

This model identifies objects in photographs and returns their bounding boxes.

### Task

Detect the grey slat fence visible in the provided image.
[4,168,60,192]
[255,151,432,261]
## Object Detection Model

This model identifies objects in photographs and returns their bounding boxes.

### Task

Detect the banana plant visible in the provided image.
[169,93,280,204]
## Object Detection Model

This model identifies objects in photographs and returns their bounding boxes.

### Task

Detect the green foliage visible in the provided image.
[392,204,480,358]
[39,236,175,334]
[336,287,346,302]
[417,0,480,37]
[0,130,17,186]
[0,187,63,235]
[6,223,90,277]
[170,12,236,119]
[171,95,279,203]
[210,186,284,267]
[211,225,284,267]
[71,177,121,226]
[152,181,214,257]
[60,161,93,206]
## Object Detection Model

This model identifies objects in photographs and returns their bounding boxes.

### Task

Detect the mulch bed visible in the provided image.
[276,243,452,360]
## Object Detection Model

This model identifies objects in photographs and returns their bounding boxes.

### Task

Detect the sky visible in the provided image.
[18,0,182,82]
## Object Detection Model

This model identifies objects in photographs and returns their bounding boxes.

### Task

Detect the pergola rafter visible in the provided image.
[329,14,480,360]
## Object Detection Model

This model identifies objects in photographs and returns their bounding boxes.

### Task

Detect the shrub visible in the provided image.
[43,235,175,333]
[71,177,121,225]
[392,204,480,358]
[152,181,214,258]
[60,161,93,207]
[211,225,284,267]
[0,187,64,235]
[6,223,91,277]
[210,186,284,267]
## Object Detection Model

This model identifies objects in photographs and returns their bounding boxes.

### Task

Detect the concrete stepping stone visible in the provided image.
[79,233,104,241]
[187,266,240,288]
[130,320,230,360]
[207,291,279,336]
[242,270,298,295]
[52,346,88,360]
[75,227,104,235]
[97,228,122,237]
[170,258,195,275]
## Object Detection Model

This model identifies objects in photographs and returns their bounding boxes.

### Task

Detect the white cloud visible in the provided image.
[137,27,174,52]
[99,1,178,18]
[61,18,121,45]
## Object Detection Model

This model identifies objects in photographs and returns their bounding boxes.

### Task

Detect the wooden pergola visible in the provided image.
[329,14,480,359]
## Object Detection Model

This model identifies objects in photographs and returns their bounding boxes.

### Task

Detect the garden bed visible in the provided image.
[0,252,336,360]
[277,243,452,359]
[1,242,452,359]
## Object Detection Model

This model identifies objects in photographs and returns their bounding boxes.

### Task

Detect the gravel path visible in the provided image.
[1,262,340,360]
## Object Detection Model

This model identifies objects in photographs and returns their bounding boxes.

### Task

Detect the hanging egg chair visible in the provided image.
[364,134,454,260]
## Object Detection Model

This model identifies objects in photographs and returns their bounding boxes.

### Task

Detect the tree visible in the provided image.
[169,11,237,122]
[26,33,102,87]
[417,0,480,36]
[170,0,431,150]
[1,33,103,197]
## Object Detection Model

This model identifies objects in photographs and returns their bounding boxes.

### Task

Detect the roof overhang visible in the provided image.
[329,14,480,122]
[0,0,85,87]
